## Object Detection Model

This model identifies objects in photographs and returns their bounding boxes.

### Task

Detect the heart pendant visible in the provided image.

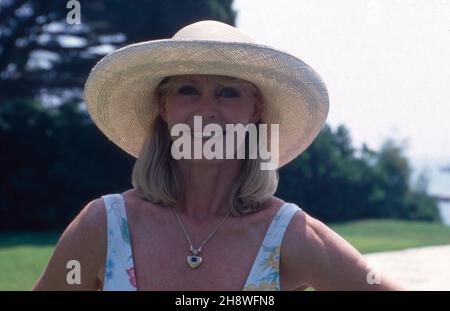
[187,255,202,269]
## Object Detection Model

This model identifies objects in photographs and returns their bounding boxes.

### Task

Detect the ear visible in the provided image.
[249,94,263,123]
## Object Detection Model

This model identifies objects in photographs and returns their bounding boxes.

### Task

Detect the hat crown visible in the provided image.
[172,20,256,44]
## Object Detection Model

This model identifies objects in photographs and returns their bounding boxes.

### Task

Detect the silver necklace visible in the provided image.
[171,206,232,269]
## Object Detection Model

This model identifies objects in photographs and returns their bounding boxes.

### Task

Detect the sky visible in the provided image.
[233,0,450,165]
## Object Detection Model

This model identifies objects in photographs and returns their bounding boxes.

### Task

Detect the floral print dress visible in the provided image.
[102,194,137,290]
[242,203,302,290]
[101,194,302,291]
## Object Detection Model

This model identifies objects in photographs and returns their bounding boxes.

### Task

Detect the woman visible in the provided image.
[33,20,402,291]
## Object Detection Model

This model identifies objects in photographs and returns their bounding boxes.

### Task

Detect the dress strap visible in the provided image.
[243,203,302,291]
[102,194,137,291]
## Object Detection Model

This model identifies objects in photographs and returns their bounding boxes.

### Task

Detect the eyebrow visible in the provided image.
[180,78,198,84]
[217,81,242,88]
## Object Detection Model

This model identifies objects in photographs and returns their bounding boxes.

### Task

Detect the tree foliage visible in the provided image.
[0,0,236,102]
[276,126,440,223]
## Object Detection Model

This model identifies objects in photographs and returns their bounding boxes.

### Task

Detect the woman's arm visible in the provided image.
[287,211,403,291]
[32,198,107,291]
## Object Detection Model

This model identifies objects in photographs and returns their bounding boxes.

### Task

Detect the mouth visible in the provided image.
[191,130,226,140]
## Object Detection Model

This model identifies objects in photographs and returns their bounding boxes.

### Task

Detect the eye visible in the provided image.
[177,85,199,96]
[218,87,240,98]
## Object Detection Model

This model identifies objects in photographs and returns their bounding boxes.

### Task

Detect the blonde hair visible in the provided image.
[131,75,279,216]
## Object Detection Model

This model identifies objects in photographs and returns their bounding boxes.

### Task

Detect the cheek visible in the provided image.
[164,101,189,123]
[223,103,256,124]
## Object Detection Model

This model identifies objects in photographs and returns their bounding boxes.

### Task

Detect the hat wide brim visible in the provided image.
[84,39,329,168]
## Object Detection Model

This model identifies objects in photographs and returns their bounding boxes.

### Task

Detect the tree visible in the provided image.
[0,0,237,231]
[0,0,236,103]
[276,125,440,222]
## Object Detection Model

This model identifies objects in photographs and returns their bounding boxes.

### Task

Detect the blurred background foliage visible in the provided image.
[0,0,439,231]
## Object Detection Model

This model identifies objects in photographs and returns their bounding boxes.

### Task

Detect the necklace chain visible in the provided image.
[171,206,232,254]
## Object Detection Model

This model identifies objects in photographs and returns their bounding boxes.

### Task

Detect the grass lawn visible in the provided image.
[330,219,450,253]
[1,219,450,290]
[0,232,60,291]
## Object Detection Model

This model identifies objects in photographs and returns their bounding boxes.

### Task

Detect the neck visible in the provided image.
[175,158,243,220]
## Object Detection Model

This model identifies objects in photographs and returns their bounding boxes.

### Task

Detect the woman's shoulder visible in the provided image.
[76,196,108,232]
[276,203,323,285]
[33,195,109,290]
[278,208,400,290]
[281,207,333,263]
[119,188,164,214]
[120,188,154,207]
[81,189,140,227]
[256,196,287,215]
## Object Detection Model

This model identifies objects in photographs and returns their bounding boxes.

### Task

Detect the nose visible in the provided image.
[194,91,219,121]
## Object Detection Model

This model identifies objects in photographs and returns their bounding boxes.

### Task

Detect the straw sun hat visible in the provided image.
[83,20,329,168]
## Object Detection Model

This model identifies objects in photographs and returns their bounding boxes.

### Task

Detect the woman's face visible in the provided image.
[159,74,262,134]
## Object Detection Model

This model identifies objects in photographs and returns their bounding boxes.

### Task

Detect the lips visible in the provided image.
[191,130,226,139]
